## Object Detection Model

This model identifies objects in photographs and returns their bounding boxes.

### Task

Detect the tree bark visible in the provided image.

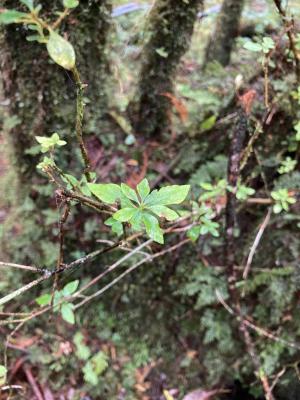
[129,0,202,139]
[205,0,245,67]
[0,1,112,264]
[0,0,112,186]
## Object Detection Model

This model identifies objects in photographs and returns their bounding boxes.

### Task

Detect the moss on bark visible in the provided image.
[205,0,245,67]
[129,0,202,139]
[0,0,112,185]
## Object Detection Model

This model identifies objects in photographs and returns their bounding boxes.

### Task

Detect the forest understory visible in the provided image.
[1,0,300,399]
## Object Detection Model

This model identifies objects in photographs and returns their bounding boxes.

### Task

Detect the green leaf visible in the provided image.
[200,220,220,237]
[121,183,139,203]
[35,132,66,152]
[83,362,98,385]
[125,134,135,145]
[130,209,143,231]
[61,173,80,189]
[0,10,28,24]
[46,30,76,70]
[200,182,214,190]
[294,121,300,140]
[87,183,121,204]
[113,207,137,222]
[63,0,79,8]
[105,217,124,236]
[120,193,135,208]
[37,156,55,170]
[200,115,217,132]
[51,291,63,309]
[36,293,52,306]
[273,203,282,214]
[20,0,34,11]
[236,185,255,200]
[243,41,262,52]
[63,280,79,296]
[34,4,42,13]
[144,185,190,206]
[28,24,39,31]
[148,205,179,221]
[155,47,168,58]
[0,365,7,386]
[73,332,91,361]
[137,178,150,202]
[61,303,75,324]
[178,85,220,106]
[142,213,164,244]
[187,226,201,242]
[92,351,108,375]
[83,351,108,385]
[26,34,44,43]
[261,37,275,53]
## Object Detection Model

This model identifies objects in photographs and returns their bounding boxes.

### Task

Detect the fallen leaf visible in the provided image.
[126,150,148,188]
[127,159,139,167]
[239,89,256,115]
[161,92,188,122]
[10,336,38,349]
[183,388,228,400]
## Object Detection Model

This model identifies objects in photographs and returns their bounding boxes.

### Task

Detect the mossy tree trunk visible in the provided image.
[0,0,112,187]
[129,0,202,139]
[204,0,245,67]
[0,0,112,264]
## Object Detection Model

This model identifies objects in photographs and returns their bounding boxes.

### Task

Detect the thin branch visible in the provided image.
[273,0,300,83]
[0,385,24,393]
[62,188,116,213]
[225,107,275,400]
[0,262,43,273]
[23,364,44,400]
[243,208,272,280]
[51,201,71,307]
[52,8,70,30]
[74,239,189,309]
[71,66,92,181]
[0,276,47,308]
[263,54,270,109]
[216,290,300,350]
[269,367,286,395]
[240,108,274,172]
[0,239,188,329]
[0,243,122,308]
[246,198,272,205]
[72,239,153,302]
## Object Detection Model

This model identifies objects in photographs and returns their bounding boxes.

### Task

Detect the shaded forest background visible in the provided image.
[1,0,300,399]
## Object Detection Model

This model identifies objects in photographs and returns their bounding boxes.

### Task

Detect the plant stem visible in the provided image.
[71,66,92,181]
[273,0,300,83]
[52,8,70,30]
[263,55,270,109]
[62,189,116,214]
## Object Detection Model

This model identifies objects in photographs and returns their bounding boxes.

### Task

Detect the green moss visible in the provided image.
[0,1,112,263]
[205,0,245,66]
[0,0,112,185]
[130,0,202,138]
